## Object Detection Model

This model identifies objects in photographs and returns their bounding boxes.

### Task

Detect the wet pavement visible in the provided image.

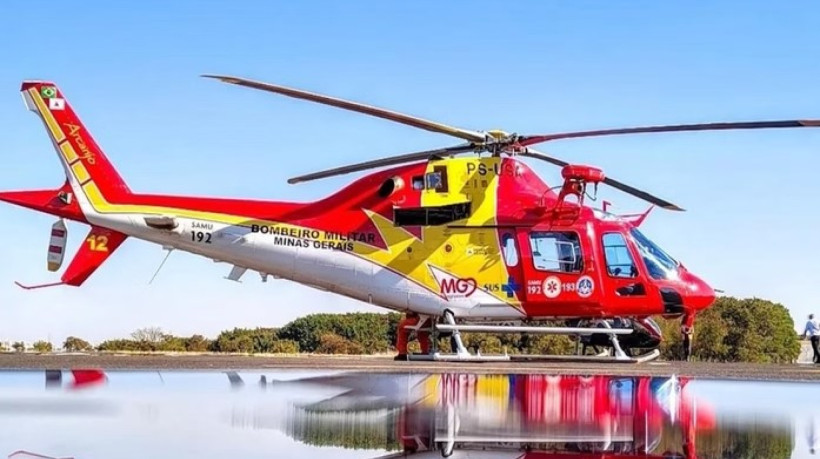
[0,367,819,458]
[2,353,820,381]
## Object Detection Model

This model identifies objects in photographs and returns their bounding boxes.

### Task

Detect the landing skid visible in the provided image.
[407,349,661,364]
[404,312,662,364]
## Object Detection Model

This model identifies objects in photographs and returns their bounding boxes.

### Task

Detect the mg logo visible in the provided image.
[438,277,478,298]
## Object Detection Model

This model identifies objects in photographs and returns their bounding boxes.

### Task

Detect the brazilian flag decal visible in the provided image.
[41,86,57,98]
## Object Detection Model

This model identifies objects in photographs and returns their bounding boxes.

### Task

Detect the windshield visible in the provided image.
[630,228,679,281]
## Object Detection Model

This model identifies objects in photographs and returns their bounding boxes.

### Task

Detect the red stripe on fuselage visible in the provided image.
[99,162,430,250]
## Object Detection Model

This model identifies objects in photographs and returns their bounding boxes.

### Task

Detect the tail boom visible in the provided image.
[0,183,86,223]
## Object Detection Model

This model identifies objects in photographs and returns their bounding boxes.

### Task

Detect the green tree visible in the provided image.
[211,328,256,353]
[249,328,280,353]
[315,333,365,354]
[692,306,729,361]
[97,339,153,352]
[157,335,186,352]
[268,339,300,353]
[63,336,93,352]
[184,334,212,352]
[32,340,53,353]
[522,333,576,355]
[658,296,800,363]
[462,333,504,354]
[12,341,25,352]
[130,326,166,343]
[278,312,399,353]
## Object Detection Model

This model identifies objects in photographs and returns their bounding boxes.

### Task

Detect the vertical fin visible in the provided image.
[20,81,130,202]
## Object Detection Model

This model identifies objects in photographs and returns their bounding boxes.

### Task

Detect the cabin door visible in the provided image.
[517,226,599,316]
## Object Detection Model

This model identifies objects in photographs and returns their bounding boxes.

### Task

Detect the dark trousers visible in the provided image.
[812,336,820,364]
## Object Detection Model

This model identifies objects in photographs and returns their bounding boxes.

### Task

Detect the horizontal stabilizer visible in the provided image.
[61,226,128,286]
[16,226,128,290]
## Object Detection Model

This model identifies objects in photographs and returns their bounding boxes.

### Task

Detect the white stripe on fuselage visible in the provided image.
[82,207,524,319]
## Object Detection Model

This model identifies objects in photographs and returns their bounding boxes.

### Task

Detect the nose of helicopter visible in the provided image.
[681,271,716,311]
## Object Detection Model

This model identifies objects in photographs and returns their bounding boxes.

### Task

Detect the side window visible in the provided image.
[528,231,583,273]
[602,233,636,278]
[501,233,519,267]
[425,165,449,193]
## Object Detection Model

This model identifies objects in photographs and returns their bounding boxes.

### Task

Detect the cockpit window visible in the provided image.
[630,228,679,281]
[602,233,637,278]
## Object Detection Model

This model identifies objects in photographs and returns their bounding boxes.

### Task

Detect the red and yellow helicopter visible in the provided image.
[2,77,817,362]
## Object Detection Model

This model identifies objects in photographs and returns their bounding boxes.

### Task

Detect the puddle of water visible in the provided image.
[0,369,817,458]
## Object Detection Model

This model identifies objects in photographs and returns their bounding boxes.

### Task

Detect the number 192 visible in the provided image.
[191,231,212,244]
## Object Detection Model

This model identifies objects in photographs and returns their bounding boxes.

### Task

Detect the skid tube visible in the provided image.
[405,314,661,364]
[407,349,661,363]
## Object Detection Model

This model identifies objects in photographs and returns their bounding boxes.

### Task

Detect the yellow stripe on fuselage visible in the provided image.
[28,88,65,144]
[81,181,259,225]
[60,141,79,164]
[71,162,91,184]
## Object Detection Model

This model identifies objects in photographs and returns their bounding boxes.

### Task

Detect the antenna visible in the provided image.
[148,247,174,285]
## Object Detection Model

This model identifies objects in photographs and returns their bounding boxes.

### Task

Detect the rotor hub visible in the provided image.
[485,129,509,140]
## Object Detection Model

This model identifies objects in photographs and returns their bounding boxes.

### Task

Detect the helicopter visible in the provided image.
[1,77,817,362]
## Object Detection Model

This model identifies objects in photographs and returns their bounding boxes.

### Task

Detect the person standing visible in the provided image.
[803,314,820,364]
[395,312,431,360]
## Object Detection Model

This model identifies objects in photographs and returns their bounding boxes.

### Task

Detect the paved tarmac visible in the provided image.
[1,353,819,381]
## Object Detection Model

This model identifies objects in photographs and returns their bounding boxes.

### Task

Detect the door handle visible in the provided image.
[617,283,646,296]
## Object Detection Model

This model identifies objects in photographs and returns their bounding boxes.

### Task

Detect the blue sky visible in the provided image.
[0,1,818,344]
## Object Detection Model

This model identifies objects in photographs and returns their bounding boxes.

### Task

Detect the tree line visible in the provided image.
[1,296,803,363]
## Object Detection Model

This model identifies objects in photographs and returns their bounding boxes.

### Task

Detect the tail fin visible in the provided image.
[15,224,128,289]
[20,81,130,203]
[10,81,131,290]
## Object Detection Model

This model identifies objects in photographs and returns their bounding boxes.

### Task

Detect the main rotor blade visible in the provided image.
[519,120,820,146]
[518,148,570,167]
[600,176,684,212]
[521,149,684,211]
[287,144,475,184]
[202,74,488,143]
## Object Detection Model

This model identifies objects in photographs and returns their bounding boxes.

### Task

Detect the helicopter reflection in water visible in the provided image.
[1,369,807,458]
[272,373,714,459]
